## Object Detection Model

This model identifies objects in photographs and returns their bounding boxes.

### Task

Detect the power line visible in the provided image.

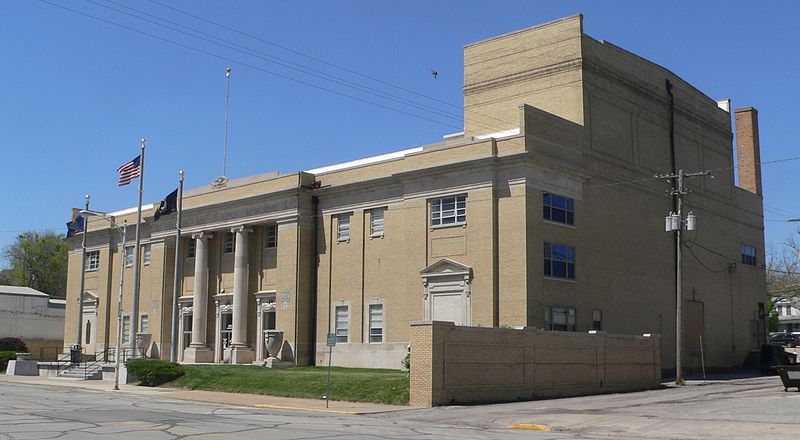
[144,0,514,130]
[38,0,464,131]
[84,0,507,135]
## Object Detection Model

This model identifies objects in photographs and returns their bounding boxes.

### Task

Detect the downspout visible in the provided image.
[310,194,320,364]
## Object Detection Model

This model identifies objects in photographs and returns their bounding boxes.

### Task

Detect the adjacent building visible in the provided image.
[1,285,65,359]
[63,15,768,371]
[775,299,800,333]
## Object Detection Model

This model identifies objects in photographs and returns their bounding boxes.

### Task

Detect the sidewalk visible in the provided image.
[0,374,410,415]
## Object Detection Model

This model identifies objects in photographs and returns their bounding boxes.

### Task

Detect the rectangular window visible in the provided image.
[140,314,149,334]
[368,304,384,343]
[143,244,152,265]
[86,250,100,271]
[741,244,757,266]
[544,242,576,279]
[544,307,576,331]
[543,193,575,225]
[337,214,351,242]
[224,232,235,253]
[186,239,196,258]
[122,315,131,344]
[370,208,385,237]
[431,195,466,227]
[335,305,349,343]
[124,246,134,267]
[265,225,278,248]
[182,315,192,350]
[592,310,603,331]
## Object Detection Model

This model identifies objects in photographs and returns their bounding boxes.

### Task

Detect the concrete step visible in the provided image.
[57,364,104,380]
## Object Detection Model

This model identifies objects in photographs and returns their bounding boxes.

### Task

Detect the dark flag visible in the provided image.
[154,188,178,221]
[66,215,85,238]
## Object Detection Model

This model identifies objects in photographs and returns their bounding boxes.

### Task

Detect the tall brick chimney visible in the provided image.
[734,107,763,196]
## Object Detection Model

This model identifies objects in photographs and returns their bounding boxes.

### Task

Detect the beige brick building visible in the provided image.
[63,15,768,371]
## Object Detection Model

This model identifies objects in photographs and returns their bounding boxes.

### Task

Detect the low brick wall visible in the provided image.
[410,321,661,407]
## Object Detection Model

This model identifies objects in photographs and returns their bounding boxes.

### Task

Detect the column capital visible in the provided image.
[191,232,212,240]
[231,225,254,234]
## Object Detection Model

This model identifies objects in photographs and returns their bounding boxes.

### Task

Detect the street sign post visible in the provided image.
[325,333,335,408]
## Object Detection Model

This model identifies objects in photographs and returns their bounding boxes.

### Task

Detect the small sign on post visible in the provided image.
[325,333,335,408]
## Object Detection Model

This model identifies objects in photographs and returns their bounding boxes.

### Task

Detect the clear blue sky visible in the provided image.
[1,1,798,267]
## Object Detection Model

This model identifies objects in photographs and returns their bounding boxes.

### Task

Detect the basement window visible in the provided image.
[545,307,576,332]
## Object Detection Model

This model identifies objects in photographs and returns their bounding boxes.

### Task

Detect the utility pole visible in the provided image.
[658,168,711,384]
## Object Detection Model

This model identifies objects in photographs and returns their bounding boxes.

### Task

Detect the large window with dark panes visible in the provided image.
[543,193,574,225]
[544,242,575,279]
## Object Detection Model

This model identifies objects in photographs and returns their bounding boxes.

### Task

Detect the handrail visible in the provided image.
[83,356,105,379]
[55,352,73,376]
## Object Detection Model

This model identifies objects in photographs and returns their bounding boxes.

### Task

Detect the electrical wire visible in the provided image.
[84,0,508,135]
[144,0,514,129]
[38,0,465,131]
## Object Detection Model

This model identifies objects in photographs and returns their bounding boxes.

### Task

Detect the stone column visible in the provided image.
[183,232,213,363]
[230,226,255,364]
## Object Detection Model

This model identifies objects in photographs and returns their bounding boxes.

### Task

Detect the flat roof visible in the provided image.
[0,285,50,297]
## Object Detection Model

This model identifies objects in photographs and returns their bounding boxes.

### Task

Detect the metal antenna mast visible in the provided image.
[213,67,232,188]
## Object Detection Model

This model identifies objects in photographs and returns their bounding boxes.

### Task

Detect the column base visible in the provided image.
[230,346,255,364]
[183,346,214,364]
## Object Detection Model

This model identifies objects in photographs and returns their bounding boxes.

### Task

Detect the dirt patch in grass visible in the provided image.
[163,365,409,405]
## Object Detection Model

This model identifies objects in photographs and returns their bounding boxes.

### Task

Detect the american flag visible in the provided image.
[117,155,141,186]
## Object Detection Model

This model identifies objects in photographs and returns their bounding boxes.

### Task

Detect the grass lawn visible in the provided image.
[162,365,410,405]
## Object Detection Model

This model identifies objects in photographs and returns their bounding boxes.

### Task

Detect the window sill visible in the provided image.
[84,268,99,273]
[543,276,576,283]
[336,238,350,243]
[430,222,466,230]
[543,219,576,229]
[369,234,384,240]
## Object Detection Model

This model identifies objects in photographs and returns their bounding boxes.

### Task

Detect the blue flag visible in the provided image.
[66,216,84,238]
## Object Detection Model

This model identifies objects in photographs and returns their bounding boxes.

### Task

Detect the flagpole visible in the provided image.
[130,138,145,358]
[170,170,184,362]
[75,194,90,353]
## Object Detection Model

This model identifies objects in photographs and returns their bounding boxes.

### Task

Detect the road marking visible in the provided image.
[253,404,357,415]
[508,423,551,431]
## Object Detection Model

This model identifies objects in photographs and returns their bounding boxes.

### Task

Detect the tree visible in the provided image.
[2,231,68,298]
[767,228,800,332]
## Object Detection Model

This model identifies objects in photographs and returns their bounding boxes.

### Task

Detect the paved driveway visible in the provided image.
[376,376,800,439]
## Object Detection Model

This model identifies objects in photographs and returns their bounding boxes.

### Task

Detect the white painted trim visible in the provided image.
[305,147,423,175]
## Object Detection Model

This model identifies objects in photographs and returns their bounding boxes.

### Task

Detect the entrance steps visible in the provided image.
[58,363,103,380]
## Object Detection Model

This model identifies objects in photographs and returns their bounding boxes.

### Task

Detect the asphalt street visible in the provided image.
[0,381,566,440]
[1,375,798,439]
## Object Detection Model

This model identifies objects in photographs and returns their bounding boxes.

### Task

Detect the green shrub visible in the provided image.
[0,337,28,353]
[126,359,186,386]
[402,345,411,370]
[0,351,17,372]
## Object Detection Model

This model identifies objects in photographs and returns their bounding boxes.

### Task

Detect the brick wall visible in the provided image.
[410,321,661,407]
